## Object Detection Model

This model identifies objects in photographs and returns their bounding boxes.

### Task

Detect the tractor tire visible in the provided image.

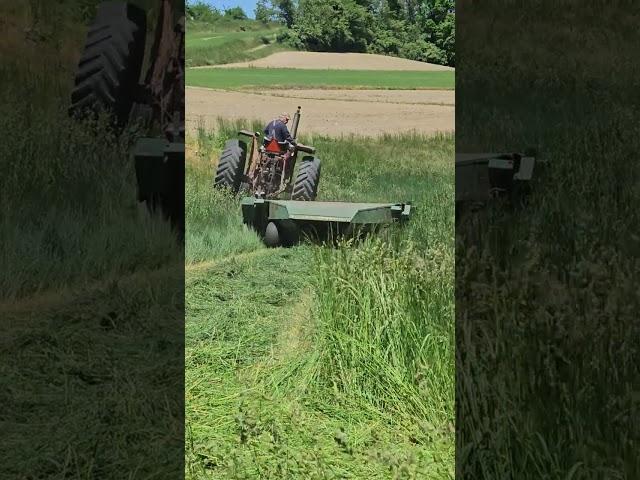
[292,156,321,201]
[69,2,147,126]
[214,139,247,193]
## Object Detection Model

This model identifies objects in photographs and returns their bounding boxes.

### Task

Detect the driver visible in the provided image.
[264,113,295,146]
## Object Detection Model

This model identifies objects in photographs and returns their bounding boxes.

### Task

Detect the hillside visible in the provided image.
[199,51,455,71]
[186,0,454,67]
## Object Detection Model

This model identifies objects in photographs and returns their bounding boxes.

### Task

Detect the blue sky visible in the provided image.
[195,0,260,19]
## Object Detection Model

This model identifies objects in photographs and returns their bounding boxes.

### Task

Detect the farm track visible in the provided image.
[238,87,455,106]
[247,43,269,52]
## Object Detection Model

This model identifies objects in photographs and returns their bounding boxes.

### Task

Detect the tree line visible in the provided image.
[186,0,454,67]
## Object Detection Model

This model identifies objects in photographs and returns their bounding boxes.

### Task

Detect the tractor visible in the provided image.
[68,0,185,239]
[214,107,321,201]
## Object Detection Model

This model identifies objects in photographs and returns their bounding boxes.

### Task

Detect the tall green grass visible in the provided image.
[0,16,178,302]
[314,238,453,420]
[185,119,265,264]
[1,3,183,478]
[456,3,640,478]
[186,120,454,478]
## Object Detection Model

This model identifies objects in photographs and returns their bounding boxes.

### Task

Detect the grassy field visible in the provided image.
[456,3,640,479]
[186,68,455,90]
[186,19,289,67]
[1,2,183,477]
[185,120,455,478]
[0,2,179,302]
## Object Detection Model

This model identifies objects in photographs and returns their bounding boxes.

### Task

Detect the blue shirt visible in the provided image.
[264,119,294,143]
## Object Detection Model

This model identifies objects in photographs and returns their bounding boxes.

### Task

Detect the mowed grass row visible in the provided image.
[2,268,184,478]
[186,120,454,478]
[186,68,455,90]
[186,21,288,67]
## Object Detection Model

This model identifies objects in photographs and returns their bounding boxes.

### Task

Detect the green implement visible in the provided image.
[456,152,537,203]
[241,198,412,247]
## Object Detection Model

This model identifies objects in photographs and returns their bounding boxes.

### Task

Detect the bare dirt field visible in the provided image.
[186,87,455,137]
[192,51,455,71]
[241,88,454,106]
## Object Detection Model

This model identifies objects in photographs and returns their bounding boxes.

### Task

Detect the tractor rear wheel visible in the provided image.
[214,139,247,193]
[69,2,147,126]
[292,156,321,201]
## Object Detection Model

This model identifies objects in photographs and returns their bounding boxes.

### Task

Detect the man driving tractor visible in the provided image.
[215,106,321,201]
[264,113,295,146]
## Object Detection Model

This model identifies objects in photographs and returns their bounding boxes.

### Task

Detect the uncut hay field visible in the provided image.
[186,31,455,477]
[186,51,455,137]
[456,4,640,479]
[1,2,183,478]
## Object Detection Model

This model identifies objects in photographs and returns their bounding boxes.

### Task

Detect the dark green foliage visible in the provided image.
[293,0,374,52]
[289,0,455,65]
[255,0,277,23]
[272,0,296,28]
[276,28,304,48]
[365,0,455,65]
[224,6,248,20]
[418,0,455,65]
[186,1,221,22]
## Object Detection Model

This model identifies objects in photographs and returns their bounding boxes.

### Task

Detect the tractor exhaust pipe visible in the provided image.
[291,106,301,139]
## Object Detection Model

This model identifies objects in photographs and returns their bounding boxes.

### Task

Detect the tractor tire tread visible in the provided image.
[214,139,247,193]
[292,156,321,201]
[69,2,146,126]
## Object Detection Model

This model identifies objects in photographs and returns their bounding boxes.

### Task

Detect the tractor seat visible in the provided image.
[263,137,287,153]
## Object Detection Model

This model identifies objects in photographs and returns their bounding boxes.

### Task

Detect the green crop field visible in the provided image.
[186,68,455,90]
[185,120,455,478]
[186,19,288,67]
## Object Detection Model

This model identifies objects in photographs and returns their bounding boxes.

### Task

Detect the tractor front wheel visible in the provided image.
[292,156,321,201]
[214,139,247,193]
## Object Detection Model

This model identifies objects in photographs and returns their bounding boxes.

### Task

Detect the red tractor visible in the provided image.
[214,107,321,201]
